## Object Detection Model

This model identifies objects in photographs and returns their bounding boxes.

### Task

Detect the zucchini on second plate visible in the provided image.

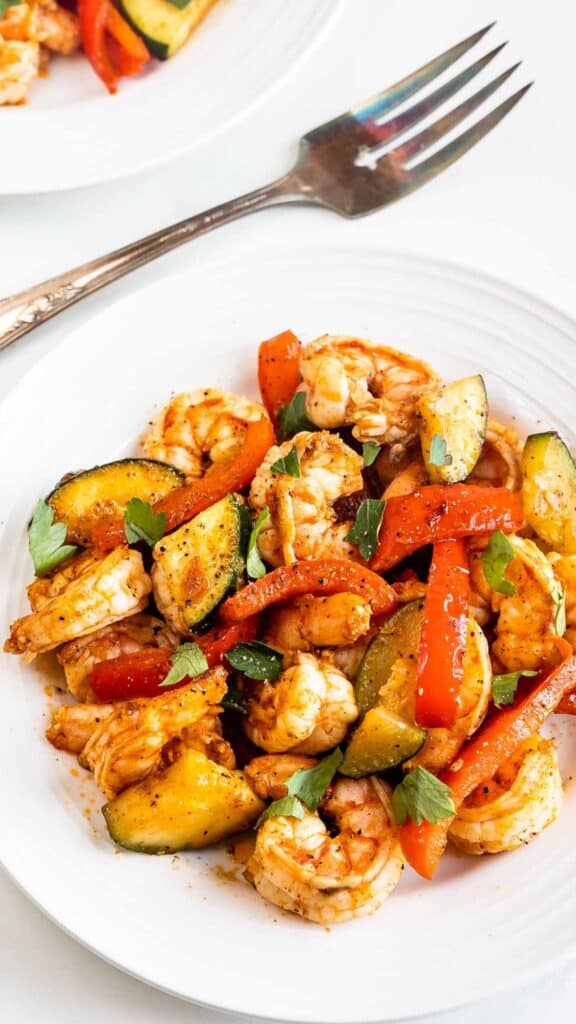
[119,0,219,60]
[152,493,245,633]
[419,374,487,483]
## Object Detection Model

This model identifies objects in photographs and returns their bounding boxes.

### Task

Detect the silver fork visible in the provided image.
[0,23,531,353]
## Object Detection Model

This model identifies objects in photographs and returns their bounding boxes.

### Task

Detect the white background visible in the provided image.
[1,0,575,1021]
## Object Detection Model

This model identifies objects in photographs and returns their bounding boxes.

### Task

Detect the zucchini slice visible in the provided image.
[355,600,424,715]
[118,0,218,60]
[47,459,184,546]
[341,707,426,778]
[522,432,576,554]
[103,749,264,854]
[152,493,244,632]
[419,374,487,484]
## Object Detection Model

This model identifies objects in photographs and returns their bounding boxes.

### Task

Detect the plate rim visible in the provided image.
[0,0,345,196]
[1,242,575,1022]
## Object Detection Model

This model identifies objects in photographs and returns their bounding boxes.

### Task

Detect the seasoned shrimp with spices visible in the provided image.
[46,668,227,797]
[300,335,439,450]
[4,549,151,656]
[449,736,563,854]
[470,536,564,671]
[244,754,317,800]
[249,430,363,566]
[468,420,523,491]
[263,593,372,653]
[244,652,358,755]
[56,613,178,701]
[548,553,576,650]
[142,388,268,479]
[247,776,404,924]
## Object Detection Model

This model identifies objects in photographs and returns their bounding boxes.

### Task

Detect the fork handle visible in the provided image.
[0,173,301,353]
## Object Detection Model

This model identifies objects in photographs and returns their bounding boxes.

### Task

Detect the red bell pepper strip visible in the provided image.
[106,4,149,68]
[415,539,469,730]
[219,559,397,624]
[258,330,302,427]
[370,485,524,572]
[78,0,117,94]
[92,416,274,551]
[400,654,576,879]
[88,617,260,701]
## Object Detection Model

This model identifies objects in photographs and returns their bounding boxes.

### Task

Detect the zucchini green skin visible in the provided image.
[118,0,218,60]
[47,458,184,546]
[152,493,244,631]
[341,708,426,777]
[522,431,576,553]
[355,600,424,715]
[419,374,488,484]
[103,749,264,854]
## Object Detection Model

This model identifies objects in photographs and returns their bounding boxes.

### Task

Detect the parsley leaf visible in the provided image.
[256,748,343,826]
[554,588,567,636]
[362,442,382,467]
[221,684,247,714]
[124,498,166,547]
[28,500,78,577]
[285,747,343,811]
[257,795,306,826]
[226,641,283,680]
[428,433,453,467]
[492,669,538,708]
[277,392,316,441]
[270,445,301,478]
[392,766,455,826]
[246,508,269,580]
[481,530,516,596]
[159,643,208,688]
[0,0,22,15]
[345,498,385,560]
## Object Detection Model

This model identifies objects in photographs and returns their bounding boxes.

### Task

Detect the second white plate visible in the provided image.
[0,244,575,1021]
[0,0,341,194]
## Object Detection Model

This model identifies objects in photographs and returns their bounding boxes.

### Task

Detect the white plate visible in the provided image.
[0,0,341,195]
[0,245,575,1023]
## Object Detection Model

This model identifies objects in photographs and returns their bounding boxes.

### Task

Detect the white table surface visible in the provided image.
[1,0,575,1020]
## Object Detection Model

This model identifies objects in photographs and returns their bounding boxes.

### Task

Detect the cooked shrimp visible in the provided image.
[247,777,404,924]
[249,430,363,566]
[4,549,152,656]
[46,668,227,797]
[548,553,576,650]
[171,709,236,770]
[468,419,523,491]
[37,0,79,53]
[471,536,563,672]
[449,736,563,854]
[300,335,439,451]
[56,613,178,701]
[142,388,267,479]
[244,754,317,800]
[0,38,38,104]
[263,593,372,653]
[244,652,358,755]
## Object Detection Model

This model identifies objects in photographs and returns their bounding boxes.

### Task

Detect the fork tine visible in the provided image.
[394,64,521,165]
[354,23,496,123]
[400,83,533,194]
[365,43,507,144]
